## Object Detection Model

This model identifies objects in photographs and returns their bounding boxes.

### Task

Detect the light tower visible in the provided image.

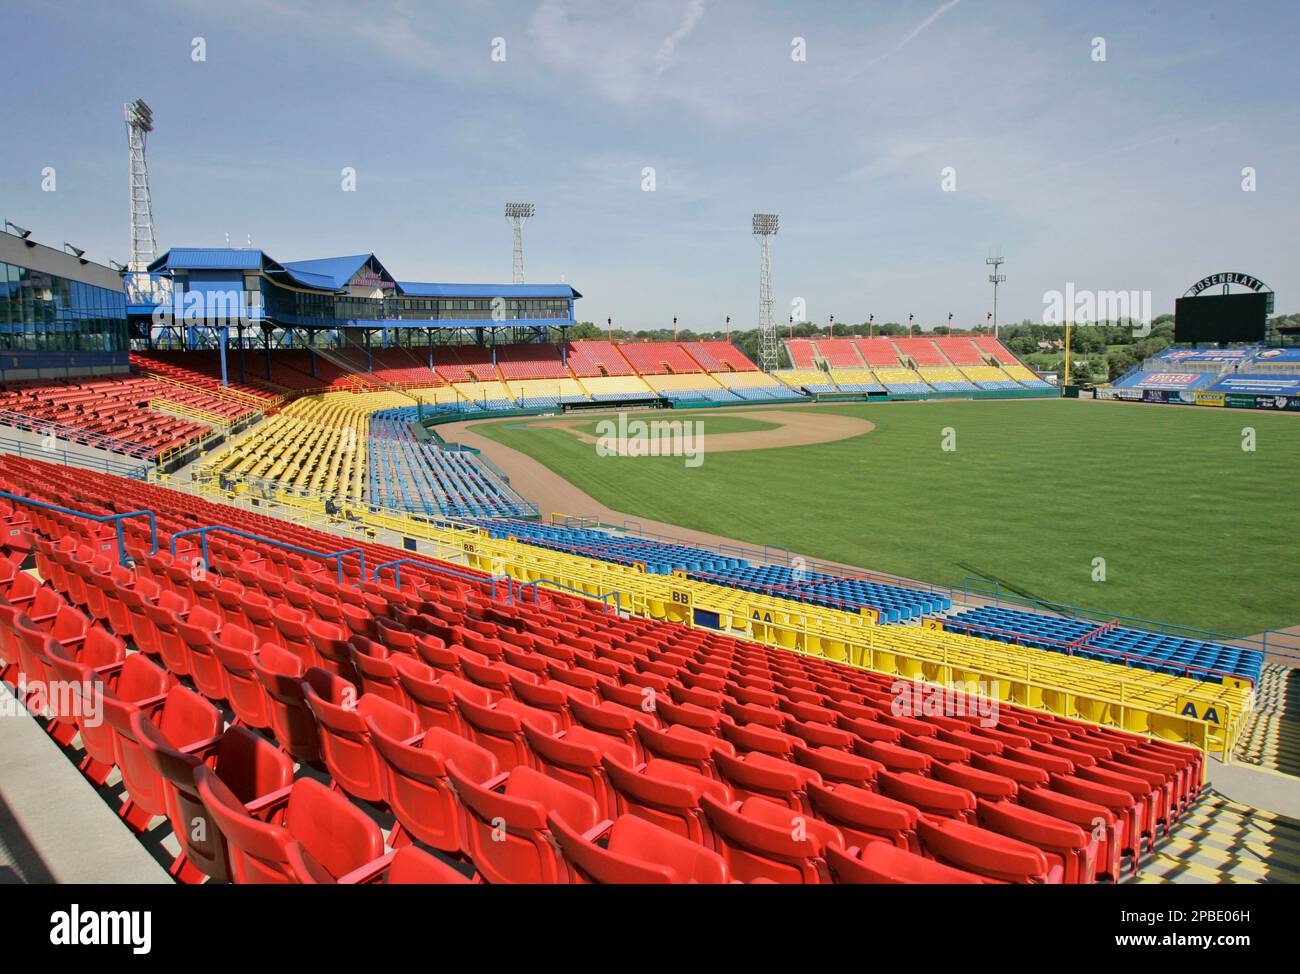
[125,100,158,300]
[504,203,535,284]
[752,213,779,372]
[986,252,1006,338]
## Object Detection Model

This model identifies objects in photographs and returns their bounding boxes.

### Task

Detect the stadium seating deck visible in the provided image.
[895,339,948,367]
[566,340,636,377]
[0,376,222,462]
[0,454,1214,884]
[201,395,368,501]
[434,346,497,383]
[774,369,835,392]
[854,338,905,368]
[682,342,758,373]
[945,607,1263,686]
[784,339,819,369]
[577,375,658,400]
[813,339,865,368]
[873,368,929,394]
[452,381,517,411]
[369,409,534,517]
[918,368,978,392]
[131,351,281,404]
[617,342,703,376]
[933,339,986,366]
[644,373,736,402]
[494,343,571,380]
[827,368,884,393]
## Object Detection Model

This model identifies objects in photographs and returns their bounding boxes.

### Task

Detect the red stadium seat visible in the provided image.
[916,816,1056,884]
[130,719,293,883]
[826,842,985,884]
[549,811,731,884]
[368,720,499,855]
[304,675,420,804]
[700,793,844,884]
[195,771,384,884]
[449,763,600,884]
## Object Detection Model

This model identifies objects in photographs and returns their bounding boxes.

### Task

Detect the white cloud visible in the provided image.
[655,0,707,73]
[845,0,963,79]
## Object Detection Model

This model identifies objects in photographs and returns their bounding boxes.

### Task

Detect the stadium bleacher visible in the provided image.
[813,339,866,368]
[644,373,738,402]
[826,368,884,393]
[945,607,1263,686]
[368,409,535,517]
[895,339,948,368]
[933,338,986,366]
[0,375,225,462]
[873,368,930,395]
[576,375,659,402]
[494,343,571,380]
[617,342,703,375]
[681,341,759,373]
[854,338,905,368]
[0,453,1214,884]
[960,366,1022,390]
[714,371,804,401]
[918,368,979,392]
[784,339,819,369]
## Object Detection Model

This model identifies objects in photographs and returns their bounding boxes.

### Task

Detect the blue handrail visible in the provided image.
[517,578,622,614]
[170,526,364,586]
[0,490,157,568]
[373,558,514,603]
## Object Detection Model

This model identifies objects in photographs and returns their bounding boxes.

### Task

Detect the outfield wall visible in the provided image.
[1097,387,1300,411]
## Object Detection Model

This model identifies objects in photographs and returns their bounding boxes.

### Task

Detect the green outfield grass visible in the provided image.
[474,400,1300,636]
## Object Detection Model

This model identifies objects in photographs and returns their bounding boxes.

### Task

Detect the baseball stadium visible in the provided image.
[2,5,1297,917]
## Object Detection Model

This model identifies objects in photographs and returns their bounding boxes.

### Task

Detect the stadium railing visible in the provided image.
[957,577,1300,669]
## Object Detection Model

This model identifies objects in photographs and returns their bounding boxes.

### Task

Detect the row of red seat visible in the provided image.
[0,456,1205,883]
[130,351,280,403]
[0,376,218,459]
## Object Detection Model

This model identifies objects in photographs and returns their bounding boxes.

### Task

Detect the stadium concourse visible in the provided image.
[0,334,1297,885]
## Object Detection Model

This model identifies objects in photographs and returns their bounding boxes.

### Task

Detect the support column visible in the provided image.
[219,325,229,386]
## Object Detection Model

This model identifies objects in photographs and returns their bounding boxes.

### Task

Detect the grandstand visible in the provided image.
[826,368,884,393]
[566,340,637,376]
[775,368,839,394]
[617,341,703,375]
[1,454,1239,886]
[6,5,1297,916]
[1102,346,1300,402]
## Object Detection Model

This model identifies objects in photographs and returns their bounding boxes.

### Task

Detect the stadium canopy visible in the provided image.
[145,248,581,300]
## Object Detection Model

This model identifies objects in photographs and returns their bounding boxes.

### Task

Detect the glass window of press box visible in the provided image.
[0,261,128,351]
[262,281,569,323]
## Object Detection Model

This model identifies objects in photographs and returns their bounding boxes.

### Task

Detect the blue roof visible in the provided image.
[146,249,579,299]
[397,282,581,299]
[149,248,266,271]
[280,254,388,290]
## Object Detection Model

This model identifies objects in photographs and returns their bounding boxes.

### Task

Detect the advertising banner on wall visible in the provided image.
[1096,387,1118,400]
[1142,389,1169,403]
[1225,394,1257,409]
[1253,394,1294,411]
[1194,391,1226,407]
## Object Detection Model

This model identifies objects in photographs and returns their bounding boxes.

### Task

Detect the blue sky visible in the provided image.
[2,0,1297,330]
